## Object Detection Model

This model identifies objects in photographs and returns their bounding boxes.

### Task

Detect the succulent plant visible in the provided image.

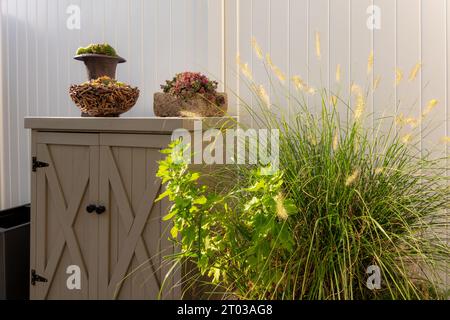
[76,43,118,57]
[161,72,223,105]
[82,76,129,88]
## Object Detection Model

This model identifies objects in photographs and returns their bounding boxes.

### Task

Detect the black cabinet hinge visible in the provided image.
[31,269,48,286]
[32,157,49,172]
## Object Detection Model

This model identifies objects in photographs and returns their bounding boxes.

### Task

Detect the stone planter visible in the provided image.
[74,54,126,80]
[154,92,228,117]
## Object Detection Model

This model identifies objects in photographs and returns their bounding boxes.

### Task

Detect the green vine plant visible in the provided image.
[156,141,299,299]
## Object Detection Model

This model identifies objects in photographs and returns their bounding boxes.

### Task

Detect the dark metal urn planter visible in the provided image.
[74,54,126,81]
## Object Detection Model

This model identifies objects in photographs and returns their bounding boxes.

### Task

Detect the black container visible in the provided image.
[0,205,30,300]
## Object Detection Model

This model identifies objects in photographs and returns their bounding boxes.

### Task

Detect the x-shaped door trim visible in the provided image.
[101,147,162,299]
[36,144,90,299]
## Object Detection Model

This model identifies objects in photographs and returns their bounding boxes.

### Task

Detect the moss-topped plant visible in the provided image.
[84,76,127,87]
[76,43,118,57]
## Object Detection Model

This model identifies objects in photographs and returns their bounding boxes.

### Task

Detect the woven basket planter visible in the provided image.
[69,83,140,117]
[154,93,227,117]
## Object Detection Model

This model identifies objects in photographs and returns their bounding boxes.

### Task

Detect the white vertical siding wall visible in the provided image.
[0,0,224,209]
[226,0,449,142]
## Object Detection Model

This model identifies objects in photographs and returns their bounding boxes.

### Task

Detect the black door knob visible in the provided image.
[96,206,106,215]
[86,205,97,213]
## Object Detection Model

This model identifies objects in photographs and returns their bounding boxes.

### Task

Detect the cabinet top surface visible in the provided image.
[25,117,237,134]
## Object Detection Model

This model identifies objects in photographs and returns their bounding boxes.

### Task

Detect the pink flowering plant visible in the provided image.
[161,72,225,105]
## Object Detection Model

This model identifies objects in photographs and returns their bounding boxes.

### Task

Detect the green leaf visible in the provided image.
[170,225,179,238]
[244,197,260,211]
[162,210,177,221]
[198,255,209,272]
[160,148,173,155]
[246,180,265,192]
[213,268,221,283]
[190,172,200,181]
[193,195,208,205]
[175,198,190,208]
[189,206,199,213]
[284,199,298,215]
[155,190,171,202]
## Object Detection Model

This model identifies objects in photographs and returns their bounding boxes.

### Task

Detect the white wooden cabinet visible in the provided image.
[25,117,230,300]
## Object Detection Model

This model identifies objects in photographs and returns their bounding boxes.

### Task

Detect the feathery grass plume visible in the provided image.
[237,54,253,81]
[367,50,374,74]
[330,95,338,107]
[273,66,286,83]
[332,132,339,151]
[275,193,289,221]
[396,113,406,127]
[257,84,270,107]
[422,99,438,117]
[266,53,274,68]
[395,68,403,86]
[236,54,242,66]
[396,115,421,130]
[401,133,413,144]
[351,84,365,120]
[307,87,317,95]
[241,63,253,81]
[336,64,342,83]
[345,169,360,186]
[309,133,318,146]
[405,117,420,128]
[440,136,450,144]
[373,75,381,90]
[409,62,422,81]
[251,37,264,60]
[315,31,321,60]
[292,75,307,91]
[354,94,365,120]
[351,83,362,95]
[263,51,286,83]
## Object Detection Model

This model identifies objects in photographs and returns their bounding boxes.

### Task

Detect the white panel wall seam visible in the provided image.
[4,0,11,208]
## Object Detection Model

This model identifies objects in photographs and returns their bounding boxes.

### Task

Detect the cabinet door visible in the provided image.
[31,133,99,300]
[98,134,176,300]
